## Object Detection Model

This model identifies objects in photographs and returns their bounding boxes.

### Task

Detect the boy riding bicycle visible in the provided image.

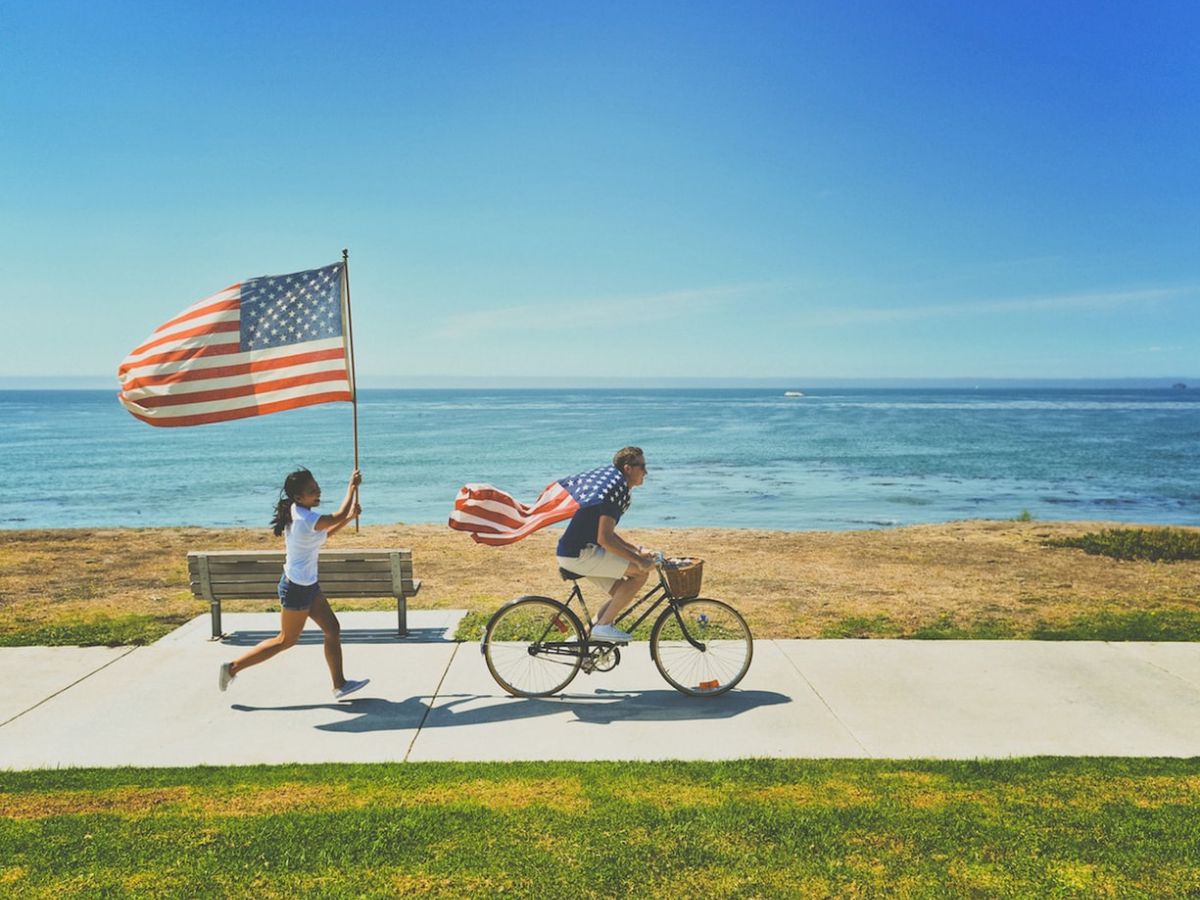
[459,448,755,698]
[555,446,656,644]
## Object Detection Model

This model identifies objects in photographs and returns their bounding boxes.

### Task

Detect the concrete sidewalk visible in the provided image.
[1,611,1198,769]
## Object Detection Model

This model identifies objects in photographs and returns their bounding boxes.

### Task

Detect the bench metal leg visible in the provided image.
[396,597,408,638]
[210,599,223,640]
[198,556,224,640]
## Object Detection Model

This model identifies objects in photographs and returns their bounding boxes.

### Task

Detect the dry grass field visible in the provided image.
[1,520,1197,644]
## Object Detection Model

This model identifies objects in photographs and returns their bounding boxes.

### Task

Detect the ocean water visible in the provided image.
[1,388,1197,531]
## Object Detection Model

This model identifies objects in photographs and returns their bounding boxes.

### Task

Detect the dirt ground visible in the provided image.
[2,520,1197,639]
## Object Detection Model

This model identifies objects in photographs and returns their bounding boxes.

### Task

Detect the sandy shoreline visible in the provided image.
[1,520,1197,642]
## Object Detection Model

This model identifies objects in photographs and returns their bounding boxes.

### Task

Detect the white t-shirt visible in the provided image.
[283,503,327,585]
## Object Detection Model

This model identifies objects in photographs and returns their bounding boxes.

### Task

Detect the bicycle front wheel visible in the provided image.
[650,598,753,697]
[483,596,586,697]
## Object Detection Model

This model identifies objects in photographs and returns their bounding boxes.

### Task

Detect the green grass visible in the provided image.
[466,608,1200,643]
[453,610,491,642]
[2,759,1198,897]
[909,614,1021,640]
[821,613,1021,640]
[1045,528,1200,562]
[11,605,1199,649]
[0,614,191,648]
[821,609,1200,641]
[819,614,906,639]
[1030,610,1200,642]
[455,603,662,643]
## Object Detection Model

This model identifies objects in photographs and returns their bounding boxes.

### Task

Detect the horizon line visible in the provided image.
[2,375,1194,391]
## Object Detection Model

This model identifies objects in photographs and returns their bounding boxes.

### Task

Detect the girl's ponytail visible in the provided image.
[270,467,314,536]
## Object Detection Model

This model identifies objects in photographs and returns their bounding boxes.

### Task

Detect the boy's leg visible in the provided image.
[593,563,650,626]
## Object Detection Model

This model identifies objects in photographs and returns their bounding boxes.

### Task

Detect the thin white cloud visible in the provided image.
[1119,344,1186,356]
[429,282,777,338]
[425,282,1195,341]
[800,286,1193,328]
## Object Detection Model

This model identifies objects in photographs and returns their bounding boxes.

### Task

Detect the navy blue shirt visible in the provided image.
[557,501,624,558]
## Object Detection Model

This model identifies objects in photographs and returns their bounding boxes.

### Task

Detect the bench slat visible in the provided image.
[190,589,418,599]
[189,555,412,575]
[190,578,418,594]
[191,560,410,577]
[187,549,411,562]
[189,578,424,597]
[190,571,415,583]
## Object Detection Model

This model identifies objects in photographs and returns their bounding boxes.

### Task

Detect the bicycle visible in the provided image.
[481,556,753,698]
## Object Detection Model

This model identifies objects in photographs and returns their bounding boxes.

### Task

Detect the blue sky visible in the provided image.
[3,0,1197,385]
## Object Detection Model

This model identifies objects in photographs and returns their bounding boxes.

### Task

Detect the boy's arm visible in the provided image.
[597,515,654,569]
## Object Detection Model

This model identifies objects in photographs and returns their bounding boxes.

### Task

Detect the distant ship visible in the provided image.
[1173,383,1187,390]
[783,391,805,397]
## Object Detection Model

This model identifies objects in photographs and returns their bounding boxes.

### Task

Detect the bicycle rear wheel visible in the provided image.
[650,598,753,697]
[483,596,586,697]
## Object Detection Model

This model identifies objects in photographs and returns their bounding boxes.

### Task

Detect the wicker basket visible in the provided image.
[662,557,703,598]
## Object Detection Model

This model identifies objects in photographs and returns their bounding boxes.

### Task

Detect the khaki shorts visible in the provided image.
[557,543,631,595]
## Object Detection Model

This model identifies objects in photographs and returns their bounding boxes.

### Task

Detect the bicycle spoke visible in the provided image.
[651,599,753,696]
[484,598,584,697]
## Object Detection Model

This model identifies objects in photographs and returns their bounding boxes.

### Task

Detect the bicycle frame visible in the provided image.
[484,562,752,698]
[565,566,708,653]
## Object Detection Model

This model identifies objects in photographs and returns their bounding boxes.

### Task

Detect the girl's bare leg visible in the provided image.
[229,609,309,675]
[305,592,347,689]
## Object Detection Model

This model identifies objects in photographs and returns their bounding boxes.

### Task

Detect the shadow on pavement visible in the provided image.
[231,688,792,733]
[220,627,453,646]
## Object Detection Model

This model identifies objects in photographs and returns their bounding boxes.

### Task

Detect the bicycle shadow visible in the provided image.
[231,688,792,734]
[554,688,792,725]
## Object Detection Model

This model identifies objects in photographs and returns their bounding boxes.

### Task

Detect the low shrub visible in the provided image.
[1045,528,1200,562]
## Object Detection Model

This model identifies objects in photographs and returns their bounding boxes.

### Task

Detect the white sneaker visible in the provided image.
[334,678,370,700]
[590,624,631,644]
[218,662,235,692]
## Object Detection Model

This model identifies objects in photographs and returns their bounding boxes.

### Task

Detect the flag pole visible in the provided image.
[342,248,360,533]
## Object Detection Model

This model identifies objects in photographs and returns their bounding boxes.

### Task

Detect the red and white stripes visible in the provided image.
[117,282,352,427]
[448,481,580,545]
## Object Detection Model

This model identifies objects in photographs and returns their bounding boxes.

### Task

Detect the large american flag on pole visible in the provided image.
[449,465,631,546]
[117,262,352,427]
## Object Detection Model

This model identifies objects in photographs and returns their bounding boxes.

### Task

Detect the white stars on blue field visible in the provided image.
[239,263,344,351]
[561,465,631,513]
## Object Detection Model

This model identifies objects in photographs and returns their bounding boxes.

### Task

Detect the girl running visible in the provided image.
[218,467,369,699]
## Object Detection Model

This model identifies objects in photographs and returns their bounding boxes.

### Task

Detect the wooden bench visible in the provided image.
[187,549,420,640]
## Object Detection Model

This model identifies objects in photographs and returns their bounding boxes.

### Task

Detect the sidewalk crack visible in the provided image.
[771,640,872,757]
[404,641,461,762]
[1108,642,1200,693]
[0,646,140,729]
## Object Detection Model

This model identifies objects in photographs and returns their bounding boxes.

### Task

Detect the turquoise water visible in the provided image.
[2,388,1197,530]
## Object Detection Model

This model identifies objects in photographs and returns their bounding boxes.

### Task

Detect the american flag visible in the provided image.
[117,263,352,427]
[449,464,631,546]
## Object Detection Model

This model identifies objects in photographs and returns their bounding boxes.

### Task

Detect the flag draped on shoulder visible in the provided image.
[117,262,352,427]
[449,465,631,546]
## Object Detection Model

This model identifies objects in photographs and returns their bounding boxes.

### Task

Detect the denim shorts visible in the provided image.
[278,574,321,611]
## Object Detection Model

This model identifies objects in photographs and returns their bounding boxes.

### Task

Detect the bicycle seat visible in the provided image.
[558,567,583,581]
